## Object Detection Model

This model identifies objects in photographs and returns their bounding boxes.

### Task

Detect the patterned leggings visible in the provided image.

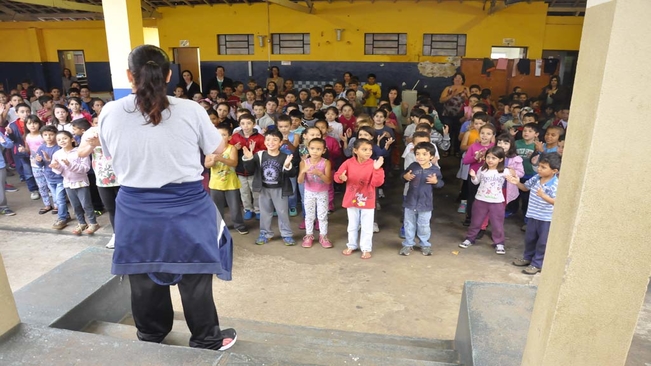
[32,166,51,206]
[304,190,328,236]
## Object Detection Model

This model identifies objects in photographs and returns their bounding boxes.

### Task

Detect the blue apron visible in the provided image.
[112,181,233,282]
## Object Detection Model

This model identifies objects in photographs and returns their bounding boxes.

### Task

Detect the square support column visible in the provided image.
[101,0,144,99]
[0,254,20,336]
[522,0,651,365]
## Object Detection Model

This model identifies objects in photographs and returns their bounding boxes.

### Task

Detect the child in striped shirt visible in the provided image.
[507,152,561,275]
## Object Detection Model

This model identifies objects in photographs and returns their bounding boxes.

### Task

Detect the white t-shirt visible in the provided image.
[99,95,222,188]
[471,168,511,203]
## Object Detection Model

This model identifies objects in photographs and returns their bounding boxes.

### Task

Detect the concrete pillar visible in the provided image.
[101,0,144,99]
[521,1,651,365]
[0,254,20,336]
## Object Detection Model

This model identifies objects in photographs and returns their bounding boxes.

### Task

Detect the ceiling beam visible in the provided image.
[304,0,312,8]
[0,11,102,21]
[181,0,193,6]
[9,0,103,13]
[266,0,313,13]
[139,1,162,18]
[548,6,586,12]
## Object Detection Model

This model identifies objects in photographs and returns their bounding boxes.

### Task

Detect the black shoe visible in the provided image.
[476,229,485,240]
[218,328,237,351]
[462,218,471,226]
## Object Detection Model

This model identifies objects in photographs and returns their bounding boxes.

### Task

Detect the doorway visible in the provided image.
[542,50,579,90]
[58,50,87,85]
[172,47,202,92]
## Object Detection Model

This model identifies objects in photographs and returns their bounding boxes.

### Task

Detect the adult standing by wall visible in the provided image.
[206,65,233,94]
[99,45,236,351]
[439,72,469,155]
[181,70,201,98]
[61,68,77,94]
[265,66,284,95]
[538,75,570,109]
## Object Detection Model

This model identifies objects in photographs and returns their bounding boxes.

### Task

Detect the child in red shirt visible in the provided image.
[334,138,385,259]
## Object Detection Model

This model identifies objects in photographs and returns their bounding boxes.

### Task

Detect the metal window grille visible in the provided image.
[218,34,254,55]
[271,33,310,55]
[422,34,466,57]
[364,33,407,55]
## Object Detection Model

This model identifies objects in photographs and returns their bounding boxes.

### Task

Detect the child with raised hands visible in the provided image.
[298,137,333,249]
[400,143,444,256]
[334,138,385,259]
[242,130,297,246]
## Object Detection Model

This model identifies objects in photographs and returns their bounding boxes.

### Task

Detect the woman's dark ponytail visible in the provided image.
[128,45,170,126]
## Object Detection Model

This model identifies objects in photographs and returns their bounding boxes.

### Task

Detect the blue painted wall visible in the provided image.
[0,61,112,93]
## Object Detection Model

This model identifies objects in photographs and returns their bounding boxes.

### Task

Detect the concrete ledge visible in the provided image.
[0,323,223,366]
[13,247,130,329]
[454,281,537,366]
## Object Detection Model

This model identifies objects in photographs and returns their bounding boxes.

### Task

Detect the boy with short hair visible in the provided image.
[362,73,381,114]
[37,95,54,124]
[508,152,561,274]
[277,115,299,217]
[230,114,266,220]
[242,129,297,245]
[321,90,336,109]
[0,133,16,215]
[301,102,318,127]
[7,103,40,199]
[400,142,444,256]
[205,125,248,235]
[265,98,279,122]
[419,114,450,152]
[508,123,540,227]
[68,88,80,98]
[36,125,70,229]
[252,101,275,132]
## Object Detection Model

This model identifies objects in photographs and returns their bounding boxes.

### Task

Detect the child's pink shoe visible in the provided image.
[319,235,333,248]
[302,235,314,248]
[299,220,306,230]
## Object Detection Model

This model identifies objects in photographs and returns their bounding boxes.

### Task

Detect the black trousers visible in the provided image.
[97,186,120,231]
[129,273,225,349]
[466,179,480,222]
[88,173,104,211]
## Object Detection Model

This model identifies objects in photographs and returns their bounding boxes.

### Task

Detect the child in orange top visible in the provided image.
[334,138,385,259]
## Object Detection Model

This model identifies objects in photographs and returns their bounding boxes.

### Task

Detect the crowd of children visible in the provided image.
[1,72,566,270]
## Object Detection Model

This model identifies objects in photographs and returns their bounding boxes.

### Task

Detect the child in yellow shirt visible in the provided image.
[205,125,248,235]
[362,73,381,114]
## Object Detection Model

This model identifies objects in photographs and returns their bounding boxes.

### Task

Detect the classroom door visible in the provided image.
[173,47,202,91]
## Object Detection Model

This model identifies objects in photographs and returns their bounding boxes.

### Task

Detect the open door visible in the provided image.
[172,47,202,92]
[58,50,88,86]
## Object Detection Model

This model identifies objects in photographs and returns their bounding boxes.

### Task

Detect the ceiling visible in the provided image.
[0,0,586,22]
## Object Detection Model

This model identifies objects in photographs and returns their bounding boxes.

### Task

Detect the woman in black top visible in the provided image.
[181,69,202,98]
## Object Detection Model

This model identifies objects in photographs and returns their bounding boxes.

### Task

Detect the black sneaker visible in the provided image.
[235,227,249,235]
[218,328,237,351]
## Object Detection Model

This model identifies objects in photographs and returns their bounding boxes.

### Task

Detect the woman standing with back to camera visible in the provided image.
[99,45,237,351]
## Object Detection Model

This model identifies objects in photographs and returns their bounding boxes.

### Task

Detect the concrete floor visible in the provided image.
[1,157,649,359]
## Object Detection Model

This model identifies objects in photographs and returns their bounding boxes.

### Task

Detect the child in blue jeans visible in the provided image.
[0,133,16,215]
[35,125,70,229]
[507,152,561,275]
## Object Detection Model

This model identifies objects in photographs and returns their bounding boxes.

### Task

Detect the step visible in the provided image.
[123,312,454,350]
[86,321,460,366]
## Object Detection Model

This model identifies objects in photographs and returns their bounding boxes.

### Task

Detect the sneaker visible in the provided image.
[0,208,16,216]
[459,239,473,249]
[255,213,261,220]
[495,244,505,255]
[476,229,485,240]
[373,222,379,233]
[378,189,385,198]
[72,223,88,235]
[243,210,253,220]
[289,208,298,217]
[94,210,103,217]
[30,191,40,200]
[522,265,541,275]
[85,223,100,235]
[319,235,333,248]
[217,328,238,351]
[513,258,531,267]
[398,226,405,239]
[283,236,296,246]
[299,220,306,230]
[52,218,69,230]
[421,246,433,256]
[105,234,116,249]
[302,235,314,248]
[255,234,268,245]
[457,200,467,213]
[504,211,515,218]
[4,184,18,193]
[399,246,413,256]
[235,227,249,235]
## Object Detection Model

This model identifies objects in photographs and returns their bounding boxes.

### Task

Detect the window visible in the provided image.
[422,34,466,56]
[272,33,310,55]
[365,33,407,55]
[218,34,254,55]
[491,46,527,59]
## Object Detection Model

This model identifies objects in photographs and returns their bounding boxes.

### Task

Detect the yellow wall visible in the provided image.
[0,3,583,63]
[543,16,584,50]
[0,21,108,62]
